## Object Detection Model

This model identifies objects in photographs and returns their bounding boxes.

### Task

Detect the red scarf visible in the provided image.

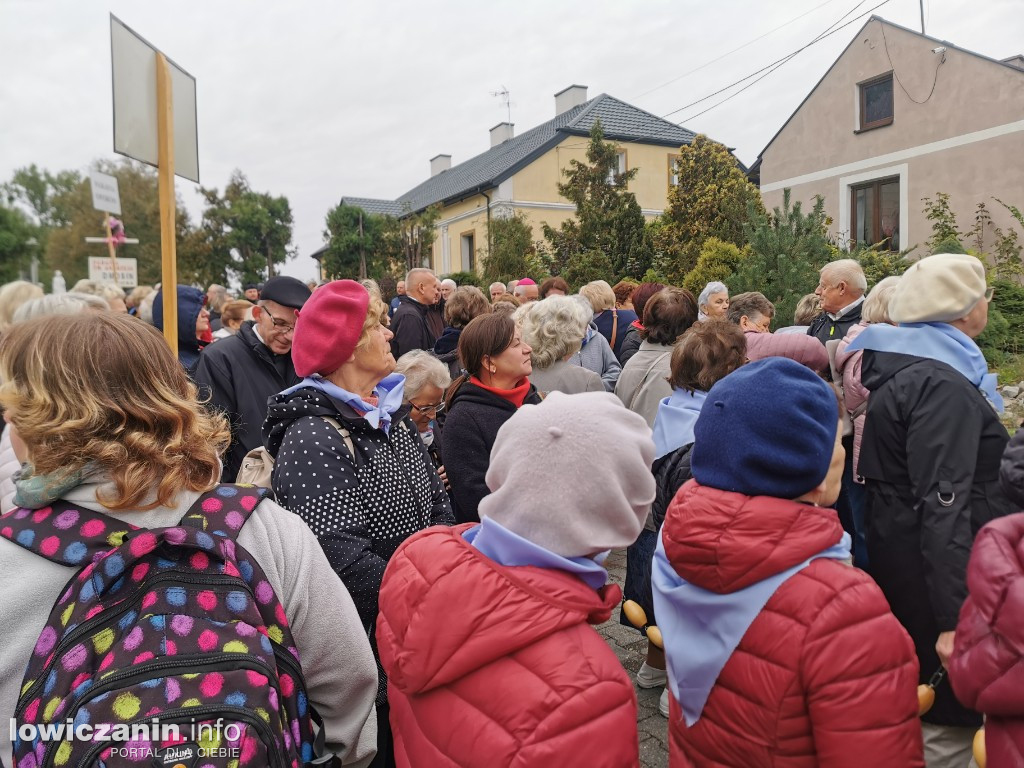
[470,376,531,408]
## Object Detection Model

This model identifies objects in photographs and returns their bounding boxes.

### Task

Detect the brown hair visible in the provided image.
[727,291,775,325]
[444,286,491,328]
[631,282,665,327]
[612,280,638,307]
[538,276,570,299]
[668,320,747,392]
[793,293,821,325]
[491,293,521,309]
[220,299,254,328]
[0,313,229,511]
[447,313,516,405]
[642,287,698,345]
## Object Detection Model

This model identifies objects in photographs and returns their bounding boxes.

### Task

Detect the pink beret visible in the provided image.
[292,280,370,377]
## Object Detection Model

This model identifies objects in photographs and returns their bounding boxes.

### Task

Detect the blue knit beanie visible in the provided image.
[690,358,838,499]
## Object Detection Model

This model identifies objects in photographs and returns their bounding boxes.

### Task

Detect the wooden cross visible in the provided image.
[84,213,139,287]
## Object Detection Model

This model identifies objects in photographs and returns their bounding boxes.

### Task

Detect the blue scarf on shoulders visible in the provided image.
[464,518,609,590]
[280,373,407,433]
[652,389,707,460]
[845,322,1002,412]
[652,530,851,725]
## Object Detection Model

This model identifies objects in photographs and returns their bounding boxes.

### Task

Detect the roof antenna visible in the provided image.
[490,85,513,124]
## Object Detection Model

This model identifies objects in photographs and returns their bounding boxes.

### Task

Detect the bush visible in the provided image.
[443,270,482,288]
[563,249,614,292]
[683,237,748,297]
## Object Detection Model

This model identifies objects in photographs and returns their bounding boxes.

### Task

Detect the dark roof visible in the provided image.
[756,16,1024,166]
[338,197,406,217]
[343,93,697,216]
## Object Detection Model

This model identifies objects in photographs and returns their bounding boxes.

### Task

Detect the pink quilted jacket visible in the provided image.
[835,322,870,481]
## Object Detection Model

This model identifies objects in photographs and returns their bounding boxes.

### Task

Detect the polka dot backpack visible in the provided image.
[0,485,328,768]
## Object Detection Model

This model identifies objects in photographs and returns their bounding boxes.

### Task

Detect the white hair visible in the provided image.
[821,259,867,295]
[489,282,505,293]
[518,296,591,369]
[12,292,108,323]
[579,280,615,312]
[698,281,728,308]
[394,349,452,398]
[440,278,457,289]
[71,279,126,302]
[861,275,901,324]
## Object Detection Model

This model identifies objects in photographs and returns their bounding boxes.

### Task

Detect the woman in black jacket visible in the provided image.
[441,312,542,523]
[264,280,454,768]
[849,253,1015,760]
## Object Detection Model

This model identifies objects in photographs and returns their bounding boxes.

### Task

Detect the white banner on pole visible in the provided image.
[89,172,122,215]
[110,14,199,183]
[88,256,139,288]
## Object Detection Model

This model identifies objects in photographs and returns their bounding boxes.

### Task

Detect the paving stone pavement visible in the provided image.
[597,549,670,768]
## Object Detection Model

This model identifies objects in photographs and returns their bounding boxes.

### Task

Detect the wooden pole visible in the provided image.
[103,212,119,287]
[156,52,178,357]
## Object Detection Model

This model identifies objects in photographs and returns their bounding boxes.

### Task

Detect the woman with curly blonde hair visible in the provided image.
[0,312,379,766]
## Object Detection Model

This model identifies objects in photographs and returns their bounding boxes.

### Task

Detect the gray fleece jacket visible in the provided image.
[0,480,378,767]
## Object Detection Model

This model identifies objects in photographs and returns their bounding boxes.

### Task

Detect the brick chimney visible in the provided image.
[490,122,515,147]
[555,84,588,116]
[430,154,451,177]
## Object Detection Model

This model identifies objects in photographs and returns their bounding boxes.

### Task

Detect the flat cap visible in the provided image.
[259,276,312,310]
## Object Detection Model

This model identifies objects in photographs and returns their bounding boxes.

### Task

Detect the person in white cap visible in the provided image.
[847,252,1016,764]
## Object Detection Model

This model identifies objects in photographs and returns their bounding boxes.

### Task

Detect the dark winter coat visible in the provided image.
[195,321,300,482]
[618,324,643,365]
[949,513,1024,768]
[806,300,863,346]
[858,350,1015,727]
[660,481,923,767]
[433,326,463,379]
[594,308,638,360]
[263,386,454,703]
[152,285,206,376]
[390,295,437,359]
[651,443,693,531]
[440,379,542,524]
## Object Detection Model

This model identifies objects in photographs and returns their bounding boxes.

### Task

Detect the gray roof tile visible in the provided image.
[343,94,696,215]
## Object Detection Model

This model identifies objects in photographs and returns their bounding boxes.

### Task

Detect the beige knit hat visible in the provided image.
[478,391,655,558]
[889,253,987,324]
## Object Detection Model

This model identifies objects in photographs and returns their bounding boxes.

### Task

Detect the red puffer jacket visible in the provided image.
[661,481,923,767]
[376,524,638,767]
[949,513,1024,767]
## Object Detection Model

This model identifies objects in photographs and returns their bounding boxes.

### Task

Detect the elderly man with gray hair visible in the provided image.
[488,282,506,301]
[391,267,442,358]
[809,259,867,344]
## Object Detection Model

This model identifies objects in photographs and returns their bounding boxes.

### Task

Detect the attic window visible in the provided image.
[859,73,893,131]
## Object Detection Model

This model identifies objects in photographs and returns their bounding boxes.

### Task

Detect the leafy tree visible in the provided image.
[392,205,440,273]
[0,202,38,284]
[656,134,763,283]
[851,244,909,286]
[563,249,614,292]
[922,193,963,253]
[542,121,654,280]
[196,170,294,285]
[483,212,543,283]
[44,159,191,287]
[322,203,395,280]
[734,189,833,329]
[682,237,749,297]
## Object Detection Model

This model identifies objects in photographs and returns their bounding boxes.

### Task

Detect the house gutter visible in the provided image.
[479,188,492,264]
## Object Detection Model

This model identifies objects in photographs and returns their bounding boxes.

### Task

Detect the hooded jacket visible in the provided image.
[152,285,206,375]
[858,349,1015,726]
[949,513,1024,768]
[376,523,638,768]
[390,295,437,359]
[195,321,300,482]
[440,379,542,523]
[657,481,922,767]
[263,385,454,704]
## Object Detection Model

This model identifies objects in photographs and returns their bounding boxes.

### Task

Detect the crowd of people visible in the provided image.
[0,253,1020,767]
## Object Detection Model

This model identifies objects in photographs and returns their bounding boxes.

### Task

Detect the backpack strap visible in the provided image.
[609,309,619,352]
[0,501,138,567]
[178,483,270,539]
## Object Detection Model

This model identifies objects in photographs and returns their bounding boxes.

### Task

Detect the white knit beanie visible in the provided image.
[889,253,987,324]
[478,391,655,558]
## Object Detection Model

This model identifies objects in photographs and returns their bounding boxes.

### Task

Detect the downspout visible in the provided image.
[480,189,491,271]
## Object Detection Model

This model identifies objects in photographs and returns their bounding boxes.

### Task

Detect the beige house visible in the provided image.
[341,86,713,276]
[756,17,1024,253]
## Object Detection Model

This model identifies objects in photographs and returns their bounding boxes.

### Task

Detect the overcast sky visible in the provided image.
[1,0,1018,283]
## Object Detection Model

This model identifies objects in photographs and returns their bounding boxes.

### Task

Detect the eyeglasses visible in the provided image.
[985,286,995,303]
[262,307,295,333]
[409,400,445,415]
